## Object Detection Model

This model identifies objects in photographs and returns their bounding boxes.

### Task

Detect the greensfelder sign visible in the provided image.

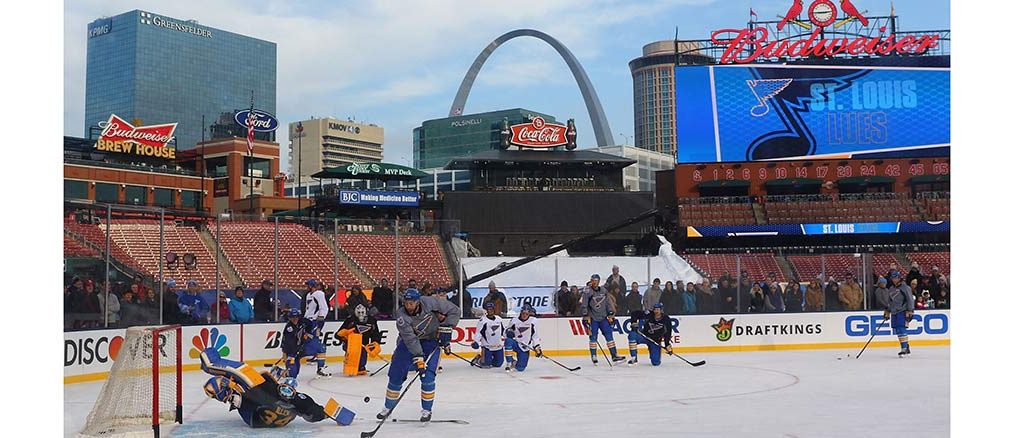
[310,163,428,181]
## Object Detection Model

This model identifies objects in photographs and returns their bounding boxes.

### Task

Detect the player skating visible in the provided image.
[280,308,331,378]
[470,301,505,368]
[637,303,674,366]
[876,272,915,357]
[581,273,625,365]
[200,348,355,428]
[337,303,382,376]
[504,304,542,372]
[378,288,461,422]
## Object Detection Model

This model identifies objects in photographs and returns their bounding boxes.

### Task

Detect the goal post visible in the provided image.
[79,325,183,438]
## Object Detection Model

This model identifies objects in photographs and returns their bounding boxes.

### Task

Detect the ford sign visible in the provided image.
[234,109,279,133]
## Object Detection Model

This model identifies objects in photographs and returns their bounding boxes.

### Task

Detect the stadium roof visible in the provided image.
[444,149,636,170]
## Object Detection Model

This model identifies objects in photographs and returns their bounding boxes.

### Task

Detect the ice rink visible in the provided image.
[64,346,949,437]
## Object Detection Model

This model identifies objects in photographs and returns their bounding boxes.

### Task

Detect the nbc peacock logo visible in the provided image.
[189,327,231,359]
[712,317,736,342]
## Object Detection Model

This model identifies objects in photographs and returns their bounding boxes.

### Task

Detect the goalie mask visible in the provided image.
[354,304,368,322]
[277,377,298,400]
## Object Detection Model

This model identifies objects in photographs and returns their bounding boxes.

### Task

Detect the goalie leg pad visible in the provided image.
[324,398,356,426]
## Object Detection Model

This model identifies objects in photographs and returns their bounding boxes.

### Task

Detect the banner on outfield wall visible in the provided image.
[465,287,556,315]
[64,311,949,382]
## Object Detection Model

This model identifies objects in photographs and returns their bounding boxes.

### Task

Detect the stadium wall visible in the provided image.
[64,310,950,383]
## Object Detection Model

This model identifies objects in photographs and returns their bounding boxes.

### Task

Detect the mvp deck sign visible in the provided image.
[95,114,178,159]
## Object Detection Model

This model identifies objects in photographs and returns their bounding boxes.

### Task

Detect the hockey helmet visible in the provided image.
[404,289,421,301]
[483,301,496,311]
[653,302,665,310]
[287,307,301,319]
[520,304,536,315]
[354,304,368,321]
[204,376,233,403]
[277,377,298,400]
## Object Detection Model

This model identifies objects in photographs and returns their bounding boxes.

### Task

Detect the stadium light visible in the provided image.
[183,253,197,270]
[166,251,178,269]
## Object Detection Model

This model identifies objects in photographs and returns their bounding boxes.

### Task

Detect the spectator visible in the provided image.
[914,294,928,310]
[76,279,102,327]
[737,273,752,313]
[118,288,144,327]
[605,265,627,296]
[407,278,418,291]
[137,285,160,324]
[718,270,733,287]
[917,277,932,299]
[748,283,765,313]
[840,274,864,311]
[65,277,85,311]
[680,281,697,314]
[482,281,508,317]
[123,284,141,304]
[229,287,254,324]
[344,285,372,319]
[784,281,804,312]
[928,266,946,302]
[372,278,395,319]
[920,290,935,309]
[804,279,825,311]
[624,282,643,316]
[608,284,625,316]
[718,278,737,313]
[905,262,923,286]
[178,280,210,324]
[210,291,231,323]
[96,281,121,327]
[872,277,889,311]
[420,282,434,296]
[660,281,682,315]
[935,281,950,309]
[696,279,717,315]
[642,278,663,312]
[132,274,150,302]
[553,281,570,314]
[763,279,785,313]
[253,280,275,322]
[824,279,843,312]
[162,280,181,324]
[569,285,583,315]
[456,287,474,318]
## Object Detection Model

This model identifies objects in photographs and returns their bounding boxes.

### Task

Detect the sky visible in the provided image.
[63,0,951,170]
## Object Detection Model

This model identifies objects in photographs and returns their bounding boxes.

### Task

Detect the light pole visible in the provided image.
[296,121,303,213]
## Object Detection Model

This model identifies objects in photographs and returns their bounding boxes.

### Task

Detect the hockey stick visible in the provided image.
[594,339,614,369]
[447,350,485,368]
[856,315,889,359]
[361,348,439,438]
[514,339,580,372]
[369,361,390,377]
[636,330,705,367]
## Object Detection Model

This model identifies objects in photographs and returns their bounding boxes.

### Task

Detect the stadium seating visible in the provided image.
[679,201,757,226]
[764,193,922,224]
[215,221,356,290]
[337,233,453,286]
[102,220,228,290]
[683,253,786,283]
[64,235,99,258]
[64,218,136,270]
[905,251,950,277]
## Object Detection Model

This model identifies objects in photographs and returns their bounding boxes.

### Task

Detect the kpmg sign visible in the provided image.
[88,18,111,38]
[339,190,420,207]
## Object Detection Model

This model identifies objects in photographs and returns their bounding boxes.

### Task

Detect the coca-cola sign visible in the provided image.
[95,114,178,159]
[509,117,568,148]
[711,0,941,64]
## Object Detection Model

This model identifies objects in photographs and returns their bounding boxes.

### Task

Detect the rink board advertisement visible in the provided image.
[675,65,950,163]
[688,220,950,237]
[65,311,949,383]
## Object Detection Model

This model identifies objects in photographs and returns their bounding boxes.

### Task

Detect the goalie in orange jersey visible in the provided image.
[337,304,382,376]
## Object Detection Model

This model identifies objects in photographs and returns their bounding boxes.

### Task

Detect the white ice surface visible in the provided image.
[65,346,949,437]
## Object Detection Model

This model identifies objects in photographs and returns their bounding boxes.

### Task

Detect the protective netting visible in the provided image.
[80,326,180,437]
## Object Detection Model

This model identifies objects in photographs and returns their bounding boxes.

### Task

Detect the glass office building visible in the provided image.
[84,10,276,150]
[413,108,558,170]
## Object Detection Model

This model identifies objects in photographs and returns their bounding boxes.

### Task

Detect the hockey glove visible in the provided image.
[883,310,890,320]
[365,342,381,358]
[470,341,480,349]
[412,356,427,374]
[534,345,543,357]
[665,345,674,355]
[905,311,913,322]
[606,314,616,324]
[582,316,591,327]
[438,325,453,347]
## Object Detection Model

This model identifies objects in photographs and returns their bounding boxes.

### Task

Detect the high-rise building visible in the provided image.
[629,40,712,158]
[413,108,559,170]
[84,10,276,150]
[287,118,384,177]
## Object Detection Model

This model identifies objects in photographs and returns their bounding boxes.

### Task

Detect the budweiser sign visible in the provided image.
[711,0,941,64]
[509,117,567,148]
[95,114,178,159]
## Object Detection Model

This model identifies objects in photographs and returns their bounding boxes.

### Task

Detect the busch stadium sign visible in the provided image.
[509,116,568,148]
[95,114,178,159]
[711,0,941,64]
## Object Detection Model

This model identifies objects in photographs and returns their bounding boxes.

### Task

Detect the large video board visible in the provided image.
[675,65,950,163]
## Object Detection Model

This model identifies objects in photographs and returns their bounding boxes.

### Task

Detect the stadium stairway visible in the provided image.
[775,256,799,282]
[752,203,768,225]
[319,233,375,287]
[197,228,243,288]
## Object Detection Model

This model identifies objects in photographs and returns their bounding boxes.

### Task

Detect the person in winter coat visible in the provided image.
[824,280,844,312]
[839,274,864,310]
[624,282,644,316]
[253,280,276,322]
[229,287,254,324]
[905,262,923,286]
[642,278,663,312]
[762,276,785,313]
[605,265,627,296]
[482,281,509,317]
[804,279,825,311]
[680,282,698,314]
[784,281,804,312]
[210,291,231,323]
[97,283,121,327]
[748,283,765,313]
[718,278,738,313]
[871,277,889,310]
[660,281,682,315]
[696,279,717,315]
[608,284,625,316]
[554,281,573,316]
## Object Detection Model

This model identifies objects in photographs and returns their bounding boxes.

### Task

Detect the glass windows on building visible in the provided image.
[180,190,199,209]
[125,185,147,205]
[153,188,174,207]
[65,180,89,200]
[95,183,119,203]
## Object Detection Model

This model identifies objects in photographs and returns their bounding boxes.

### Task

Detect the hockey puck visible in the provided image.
[837,357,841,360]
[364,396,371,403]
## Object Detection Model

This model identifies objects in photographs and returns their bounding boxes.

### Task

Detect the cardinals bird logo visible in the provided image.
[778,0,869,31]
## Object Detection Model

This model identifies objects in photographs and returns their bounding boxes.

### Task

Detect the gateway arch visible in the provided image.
[448,29,616,147]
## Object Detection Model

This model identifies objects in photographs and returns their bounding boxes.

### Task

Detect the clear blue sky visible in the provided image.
[64,0,950,169]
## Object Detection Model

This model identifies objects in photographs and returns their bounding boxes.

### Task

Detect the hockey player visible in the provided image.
[281,308,331,378]
[379,288,461,422]
[470,301,505,368]
[304,279,329,338]
[626,309,646,366]
[337,303,381,376]
[637,303,674,366]
[200,347,355,428]
[504,304,542,372]
[876,272,915,356]
[581,274,625,365]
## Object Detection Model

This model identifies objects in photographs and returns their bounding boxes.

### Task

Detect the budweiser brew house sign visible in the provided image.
[712,0,941,64]
[509,117,568,148]
[95,114,178,159]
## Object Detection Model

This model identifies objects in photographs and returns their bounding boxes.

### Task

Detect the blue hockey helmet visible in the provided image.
[520,304,536,315]
[483,301,495,311]
[287,307,301,319]
[278,377,298,400]
[404,288,421,301]
[306,279,318,287]
[653,302,665,310]
[204,376,233,403]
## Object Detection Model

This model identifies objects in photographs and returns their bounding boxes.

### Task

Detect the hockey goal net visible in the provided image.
[80,325,182,437]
